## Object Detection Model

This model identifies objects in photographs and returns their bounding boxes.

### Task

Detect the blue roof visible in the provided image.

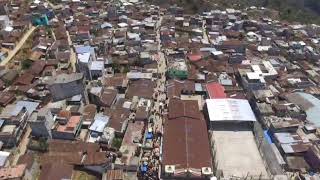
[263,130,273,144]
[146,132,153,140]
[75,45,92,54]
[11,101,39,117]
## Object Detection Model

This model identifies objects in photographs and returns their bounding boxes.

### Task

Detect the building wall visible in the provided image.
[78,61,91,80]
[51,131,75,140]
[304,147,320,170]
[30,121,50,138]
[0,15,9,29]
[90,69,103,80]
[241,77,266,91]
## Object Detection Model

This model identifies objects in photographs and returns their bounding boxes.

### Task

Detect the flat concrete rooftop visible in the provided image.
[212,130,269,179]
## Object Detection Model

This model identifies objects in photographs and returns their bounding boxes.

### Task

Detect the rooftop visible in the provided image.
[0,164,26,179]
[47,73,83,85]
[206,82,227,99]
[163,99,212,173]
[287,92,320,127]
[56,116,81,133]
[89,114,109,133]
[39,163,73,180]
[206,98,257,122]
[126,79,155,99]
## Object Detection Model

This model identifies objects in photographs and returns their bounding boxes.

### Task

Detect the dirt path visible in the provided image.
[0,26,37,66]
[11,126,31,166]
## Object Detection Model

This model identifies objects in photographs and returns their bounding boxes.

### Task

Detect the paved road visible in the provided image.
[0,26,37,66]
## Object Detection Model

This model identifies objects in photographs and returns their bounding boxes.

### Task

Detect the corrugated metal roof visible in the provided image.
[89,114,109,133]
[274,132,302,144]
[206,82,226,99]
[163,99,212,171]
[194,83,203,92]
[11,101,39,117]
[75,45,92,54]
[0,151,10,167]
[206,99,257,122]
[90,61,104,71]
[287,92,320,127]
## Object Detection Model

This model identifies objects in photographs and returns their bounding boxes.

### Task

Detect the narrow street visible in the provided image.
[0,26,37,66]
[11,126,31,166]
[153,15,166,129]
[66,31,77,72]
[139,15,167,179]
[202,20,209,44]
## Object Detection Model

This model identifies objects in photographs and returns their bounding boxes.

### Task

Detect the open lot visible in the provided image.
[212,130,269,179]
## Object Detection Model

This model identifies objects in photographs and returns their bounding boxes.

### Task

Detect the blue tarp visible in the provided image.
[264,130,273,144]
[146,132,153,140]
[141,164,147,173]
[75,45,91,54]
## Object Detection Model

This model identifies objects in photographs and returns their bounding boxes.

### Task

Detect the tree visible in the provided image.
[21,60,33,70]
[38,138,48,152]
[112,138,122,149]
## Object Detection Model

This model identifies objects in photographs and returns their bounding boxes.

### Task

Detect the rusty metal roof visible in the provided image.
[163,99,212,170]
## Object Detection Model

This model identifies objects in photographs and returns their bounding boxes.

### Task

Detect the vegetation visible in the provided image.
[48,0,62,5]
[148,0,320,24]
[112,137,122,150]
[21,60,33,70]
[123,65,130,73]
[27,138,48,152]
[112,61,121,73]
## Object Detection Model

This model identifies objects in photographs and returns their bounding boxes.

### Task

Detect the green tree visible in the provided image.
[21,60,33,70]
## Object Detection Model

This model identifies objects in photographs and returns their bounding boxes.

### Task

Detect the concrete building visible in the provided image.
[51,115,83,140]
[75,45,96,80]
[29,108,54,138]
[90,61,104,80]
[0,15,10,30]
[239,61,278,91]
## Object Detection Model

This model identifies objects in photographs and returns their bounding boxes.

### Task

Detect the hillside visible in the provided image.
[147,0,320,24]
